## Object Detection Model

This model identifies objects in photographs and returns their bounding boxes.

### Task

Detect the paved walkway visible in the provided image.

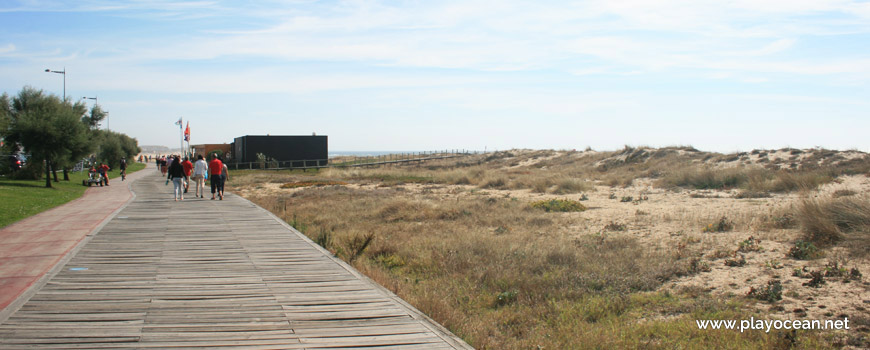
[0,167,151,313]
[0,170,471,349]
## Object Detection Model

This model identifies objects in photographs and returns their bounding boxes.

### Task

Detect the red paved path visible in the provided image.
[0,166,150,311]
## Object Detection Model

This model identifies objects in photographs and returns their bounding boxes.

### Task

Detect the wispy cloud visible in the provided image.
[0,43,15,54]
[8,0,868,87]
[1,0,869,151]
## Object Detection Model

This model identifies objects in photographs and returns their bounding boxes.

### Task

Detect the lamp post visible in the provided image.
[175,117,183,157]
[44,68,66,100]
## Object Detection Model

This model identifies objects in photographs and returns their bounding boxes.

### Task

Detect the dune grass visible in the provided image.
[239,183,834,349]
[797,194,870,256]
[0,162,144,228]
[225,148,869,349]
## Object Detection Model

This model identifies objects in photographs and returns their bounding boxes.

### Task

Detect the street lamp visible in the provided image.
[44,68,66,100]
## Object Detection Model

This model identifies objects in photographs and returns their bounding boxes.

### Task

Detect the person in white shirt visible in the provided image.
[192,154,208,199]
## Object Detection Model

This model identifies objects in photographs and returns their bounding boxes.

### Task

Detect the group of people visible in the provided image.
[89,162,112,186]
[88,158,126,186]
[164,154,229,201]
[155,156,169,175]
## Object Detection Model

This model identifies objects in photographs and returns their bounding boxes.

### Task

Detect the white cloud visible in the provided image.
[4,0,870,93]
[0,44,15,54]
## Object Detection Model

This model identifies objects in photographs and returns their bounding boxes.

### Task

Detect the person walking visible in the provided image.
[219,156,229,199]
[208,154,224,200]
[181,157,193,193]
[160,156,168,176]
[192,155,207,198]
[167,156,185,201]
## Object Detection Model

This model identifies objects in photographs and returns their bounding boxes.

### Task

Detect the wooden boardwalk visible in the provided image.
[0,172,472,349]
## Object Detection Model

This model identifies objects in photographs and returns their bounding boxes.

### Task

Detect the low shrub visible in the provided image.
[747,280,783,303]
[787,240,821,260]
[702,216,734,233]
[803,271,826,288]
[373,253,406,269]
[724,254,746,267]
[495,290,518,308]
[604,221,627,231]
[686,257,712,274]
[737,236,763,253]
[530,199,586,212]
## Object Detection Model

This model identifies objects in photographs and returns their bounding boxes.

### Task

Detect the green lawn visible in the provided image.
[0,162,145,228]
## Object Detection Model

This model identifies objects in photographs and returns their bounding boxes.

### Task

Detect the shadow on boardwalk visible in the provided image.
[0,171,472,349]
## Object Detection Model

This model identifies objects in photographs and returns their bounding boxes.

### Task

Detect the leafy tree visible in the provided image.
[96,131,122,167]
[81,104,107,130]
[92,130,140,168]
[6,87,90,188]
[55,100,93,180]
[0,93,9,136]
[0,93,13,174]
[119,133,141,162]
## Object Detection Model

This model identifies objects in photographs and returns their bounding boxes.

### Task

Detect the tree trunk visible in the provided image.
[63,168,70,181]
[52,162,59,182]
[44,158,52,188]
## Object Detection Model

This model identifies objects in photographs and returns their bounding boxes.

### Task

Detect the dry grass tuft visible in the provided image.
[797,195,870,255]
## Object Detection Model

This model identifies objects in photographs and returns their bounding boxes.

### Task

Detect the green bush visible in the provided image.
[494,290,518,308]
[747,280,783,303]
[530,199,586,212]
[787,240,821,260]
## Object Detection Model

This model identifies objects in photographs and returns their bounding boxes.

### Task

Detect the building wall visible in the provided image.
[234,135,327,164]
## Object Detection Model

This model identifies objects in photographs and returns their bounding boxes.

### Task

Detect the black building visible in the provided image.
[232,135,328,167]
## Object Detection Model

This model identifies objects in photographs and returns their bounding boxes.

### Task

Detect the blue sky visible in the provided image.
[1,0,869,152]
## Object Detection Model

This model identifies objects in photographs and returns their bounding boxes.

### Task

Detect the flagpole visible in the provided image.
[178,117,183,157]
[184,122,191,158]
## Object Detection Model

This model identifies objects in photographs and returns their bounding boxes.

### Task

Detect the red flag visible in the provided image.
[184,122,190,142]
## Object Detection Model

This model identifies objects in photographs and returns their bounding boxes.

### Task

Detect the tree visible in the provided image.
[81,104,107,130]
[6,87,91,188]
[57,100,92,181]
[0,93,9,135]
[91,130,140,168]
